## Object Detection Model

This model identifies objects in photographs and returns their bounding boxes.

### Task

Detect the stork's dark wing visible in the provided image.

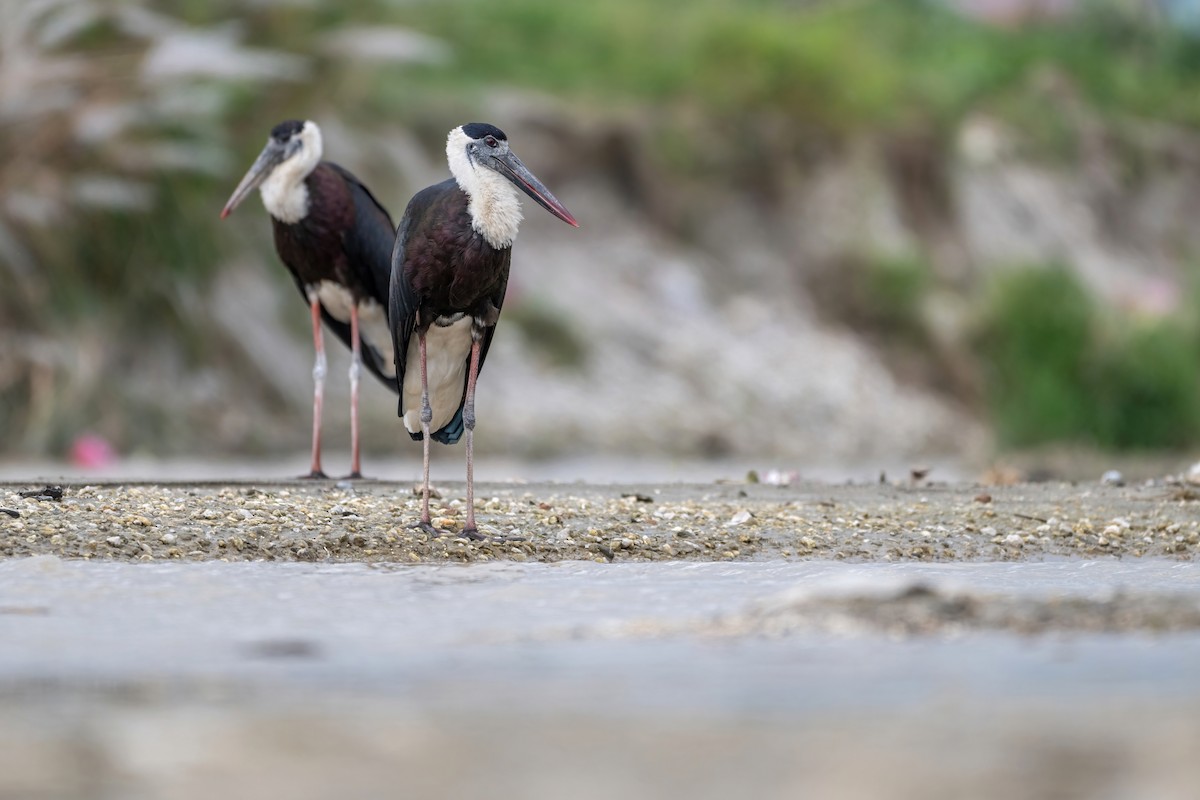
[280,162,399,392]
[320,162,399,390]
[327,161,395,305]
[389,181,450,411]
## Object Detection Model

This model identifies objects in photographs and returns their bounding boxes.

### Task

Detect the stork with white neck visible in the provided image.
[221,120,398,479]
[389,122,578,539]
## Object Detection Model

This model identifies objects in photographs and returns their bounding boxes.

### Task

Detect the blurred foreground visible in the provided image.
[3,554,1200,799]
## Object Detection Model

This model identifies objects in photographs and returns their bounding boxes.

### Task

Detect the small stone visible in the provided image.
[1101,470,1125,486]
[18,485,64,501]
[725,510,753,527]
[160,533,177,545]
[106,536,123,547]
[1187,462,1200,485]
[763,469,797,487]
[974,493,992,504]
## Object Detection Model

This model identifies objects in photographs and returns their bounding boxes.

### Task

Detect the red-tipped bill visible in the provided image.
[491,152,579,228]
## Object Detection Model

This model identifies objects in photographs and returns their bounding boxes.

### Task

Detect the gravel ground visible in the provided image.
[2,477,1198,563]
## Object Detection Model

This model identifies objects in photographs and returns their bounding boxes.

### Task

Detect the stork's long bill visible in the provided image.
[219,139,288,219]
[491,151,579,228]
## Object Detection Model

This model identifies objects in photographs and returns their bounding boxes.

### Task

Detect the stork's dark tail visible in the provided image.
[406,407,465,445]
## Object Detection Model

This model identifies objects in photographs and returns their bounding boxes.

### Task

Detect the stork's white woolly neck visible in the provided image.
[260,121,322,223]
[446,126,523,249]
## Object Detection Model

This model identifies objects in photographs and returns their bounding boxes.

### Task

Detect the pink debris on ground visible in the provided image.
[69,434,117,469]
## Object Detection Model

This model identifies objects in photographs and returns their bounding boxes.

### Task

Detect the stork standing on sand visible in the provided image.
[221,120,397,479]
[389,123,578,538]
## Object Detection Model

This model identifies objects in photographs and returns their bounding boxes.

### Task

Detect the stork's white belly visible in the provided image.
[402,316,474,435]
[315,280,395,378]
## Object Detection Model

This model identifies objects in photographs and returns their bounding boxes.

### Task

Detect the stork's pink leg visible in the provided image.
[347,302,364,479]
[461,335,483,539]
[305,290,328,479]
[418,332,433,529]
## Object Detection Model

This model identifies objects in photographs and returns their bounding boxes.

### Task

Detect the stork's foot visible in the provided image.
[407,519,440,537]
[301,469,330,480]
[342,471,367,481]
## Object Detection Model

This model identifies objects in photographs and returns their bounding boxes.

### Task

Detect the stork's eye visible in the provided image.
[484,136,498,148]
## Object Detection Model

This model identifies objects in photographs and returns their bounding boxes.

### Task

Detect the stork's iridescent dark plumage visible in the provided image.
[220,120,396,479]
[390,123,578,539]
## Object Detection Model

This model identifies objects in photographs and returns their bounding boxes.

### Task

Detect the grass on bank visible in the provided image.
[977,266,1200,451]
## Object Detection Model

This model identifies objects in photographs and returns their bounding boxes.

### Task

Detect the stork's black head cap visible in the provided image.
[462,123,507,141]
[271,120,304,141]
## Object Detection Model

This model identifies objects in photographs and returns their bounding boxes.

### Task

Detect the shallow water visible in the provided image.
[5,558,1200,800]
[2,558,1199,716]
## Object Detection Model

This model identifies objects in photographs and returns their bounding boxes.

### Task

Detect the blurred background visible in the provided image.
[5,0,1200,478]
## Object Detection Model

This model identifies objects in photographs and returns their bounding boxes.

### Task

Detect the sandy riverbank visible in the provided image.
[2,477,1198,563]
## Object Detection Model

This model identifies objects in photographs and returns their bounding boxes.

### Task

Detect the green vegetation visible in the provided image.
[977,266,1200,451]
[861,254,932,338]
[384,0,1200,133]
[977,266,1097,446]
[1091,321,1200,449]
[806,253,932,350]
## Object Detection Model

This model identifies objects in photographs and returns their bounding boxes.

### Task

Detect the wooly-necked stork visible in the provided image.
[390,122,578,539]
[221,120,397,479]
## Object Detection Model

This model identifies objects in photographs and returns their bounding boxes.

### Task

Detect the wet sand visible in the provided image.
[3,477,1200,799]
